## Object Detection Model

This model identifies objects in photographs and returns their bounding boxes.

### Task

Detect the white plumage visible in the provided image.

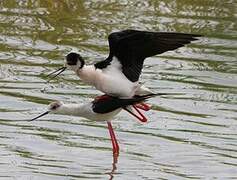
[67,57,152,98]
[52,102,122,121]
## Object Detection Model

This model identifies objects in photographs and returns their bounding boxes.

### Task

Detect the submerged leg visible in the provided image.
[107,121,119,155]
[123,105,148,122]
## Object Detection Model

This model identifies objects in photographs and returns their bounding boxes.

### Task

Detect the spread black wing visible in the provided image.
[95,29,201,82]
[92,94,156,114]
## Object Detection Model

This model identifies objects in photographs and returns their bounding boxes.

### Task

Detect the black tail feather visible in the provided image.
[93,93,159,114]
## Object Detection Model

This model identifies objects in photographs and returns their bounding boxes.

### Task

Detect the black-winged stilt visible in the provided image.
[48,29,201,98]
[30,94,158,154]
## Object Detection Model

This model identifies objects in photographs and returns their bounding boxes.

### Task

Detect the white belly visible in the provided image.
[85,106,122,121]
[76,58,152,98]
[94,70,138,98]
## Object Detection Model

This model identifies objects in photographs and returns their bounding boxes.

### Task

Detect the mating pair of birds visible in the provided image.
[31,29,201,154]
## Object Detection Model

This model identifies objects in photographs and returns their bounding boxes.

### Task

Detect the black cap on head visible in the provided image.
[66,52,84,68]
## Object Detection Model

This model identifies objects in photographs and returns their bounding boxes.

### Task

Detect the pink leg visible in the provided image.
[135,102,151,111]
[123,105,148,122]
[107,121,119,155]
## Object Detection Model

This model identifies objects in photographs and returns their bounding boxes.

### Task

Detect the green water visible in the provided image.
[0,0,236,179]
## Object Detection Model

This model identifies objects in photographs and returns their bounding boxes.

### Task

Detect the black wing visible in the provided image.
[95,29,201,82]
[94,30,139,69]
[92,94,156,114]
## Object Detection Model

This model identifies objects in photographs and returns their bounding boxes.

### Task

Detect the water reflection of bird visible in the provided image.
[48,29,200,98]
[30,94,157,155]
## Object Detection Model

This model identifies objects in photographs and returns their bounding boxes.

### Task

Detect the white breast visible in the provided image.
[86,107,122,121]
[76,57,150,98]
[94,58,139,98]
[70,103,122,121]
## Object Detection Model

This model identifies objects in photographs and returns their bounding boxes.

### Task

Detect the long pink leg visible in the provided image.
[107,121,119,155]
[123,105,148,122]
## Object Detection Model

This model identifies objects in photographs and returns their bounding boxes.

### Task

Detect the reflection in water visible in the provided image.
[107,153,118,180]
[0,0,237,179]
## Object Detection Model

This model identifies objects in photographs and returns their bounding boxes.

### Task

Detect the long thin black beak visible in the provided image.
[29,111,50,121]
[46,67,67,83]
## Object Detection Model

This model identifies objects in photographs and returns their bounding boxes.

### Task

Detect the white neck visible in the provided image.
[53,103,90,118]
[76,65,97,85]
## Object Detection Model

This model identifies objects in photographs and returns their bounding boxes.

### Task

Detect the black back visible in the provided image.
[95,30,201,82]
[92,94,156,114]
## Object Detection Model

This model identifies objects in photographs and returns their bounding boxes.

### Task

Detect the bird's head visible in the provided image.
[48,101,63,112]
[30,101,63,121]
[46,52,84,82]
[65,52,85,71]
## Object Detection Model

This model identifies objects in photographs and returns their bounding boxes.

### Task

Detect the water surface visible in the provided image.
[0,0,237,179]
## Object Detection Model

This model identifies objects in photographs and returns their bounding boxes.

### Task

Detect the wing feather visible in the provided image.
[95,30,201,82]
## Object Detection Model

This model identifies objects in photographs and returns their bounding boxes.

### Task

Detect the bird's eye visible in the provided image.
[51,103,60,110]
[52,105,57,110]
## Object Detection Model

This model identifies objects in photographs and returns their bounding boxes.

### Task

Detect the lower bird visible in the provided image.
[30,93,158,154]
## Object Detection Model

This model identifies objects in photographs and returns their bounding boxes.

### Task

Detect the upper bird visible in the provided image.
[48,29,201,98]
